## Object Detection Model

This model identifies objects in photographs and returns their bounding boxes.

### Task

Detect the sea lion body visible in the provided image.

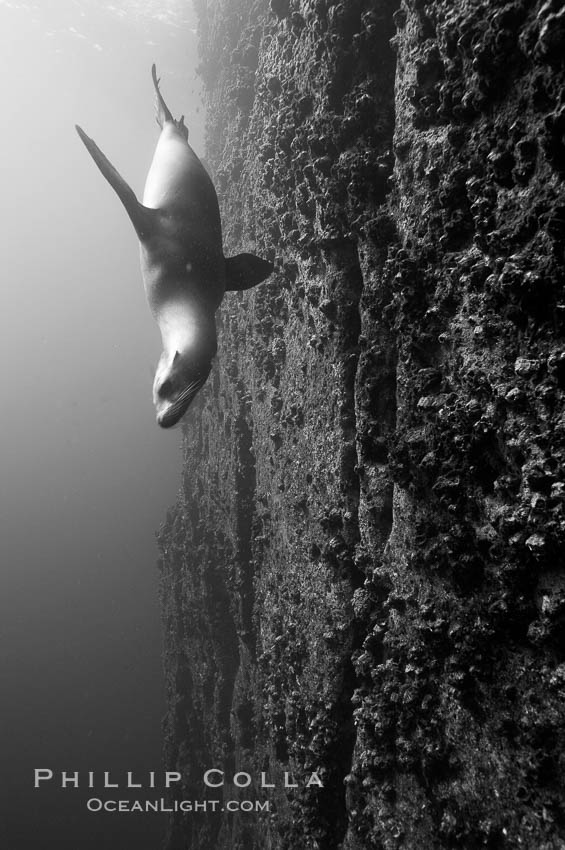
[76,66,273,427]
[141,123,225,318]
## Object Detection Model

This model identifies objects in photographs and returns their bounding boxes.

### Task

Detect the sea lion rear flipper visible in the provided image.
[151,64,188,139]
[224,253,274,291]
[151,64,173,128]
[75,125,156,241]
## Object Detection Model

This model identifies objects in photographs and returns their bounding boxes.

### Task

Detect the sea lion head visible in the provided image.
[153,344,215,428]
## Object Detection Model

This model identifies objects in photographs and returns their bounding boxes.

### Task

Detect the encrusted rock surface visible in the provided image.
[157,1,565,848]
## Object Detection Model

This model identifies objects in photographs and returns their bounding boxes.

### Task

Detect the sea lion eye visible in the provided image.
[159,379,173,397]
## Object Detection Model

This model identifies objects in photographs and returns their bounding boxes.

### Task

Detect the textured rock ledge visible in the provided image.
[158,1,565,848]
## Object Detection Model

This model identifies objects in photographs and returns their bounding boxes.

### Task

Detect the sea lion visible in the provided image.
[76,65,273,427]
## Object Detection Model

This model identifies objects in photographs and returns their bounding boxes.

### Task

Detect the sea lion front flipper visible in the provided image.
[75,124,156,241]
[224,253,274,291]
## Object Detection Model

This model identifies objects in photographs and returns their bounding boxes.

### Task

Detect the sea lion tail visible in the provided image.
[151,64,188,140]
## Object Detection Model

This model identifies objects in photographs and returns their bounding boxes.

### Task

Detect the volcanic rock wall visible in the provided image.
[157,1,565,848]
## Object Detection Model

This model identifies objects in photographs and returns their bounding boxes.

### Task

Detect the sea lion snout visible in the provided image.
[154,352,213,428]
[156,384,203,428]
[157,400,193,429]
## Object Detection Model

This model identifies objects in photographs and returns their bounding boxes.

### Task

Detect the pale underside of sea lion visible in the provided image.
[76,65,273,427]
